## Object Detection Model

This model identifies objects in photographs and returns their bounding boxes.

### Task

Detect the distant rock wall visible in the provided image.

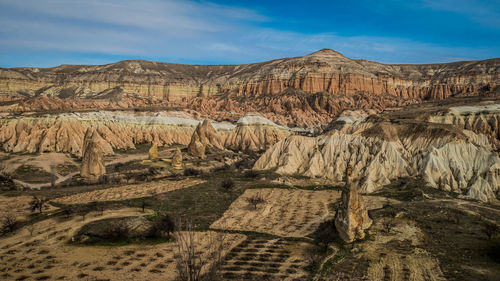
[0,111,290,156]
[1,49,498,127]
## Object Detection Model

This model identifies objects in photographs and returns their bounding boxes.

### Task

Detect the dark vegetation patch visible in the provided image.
[55,164,78,176]
[13,165,57,183]
[373,177,458,201]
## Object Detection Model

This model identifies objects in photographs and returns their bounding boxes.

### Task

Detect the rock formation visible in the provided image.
[0,110,294,156]
[187,119,224,158]
[80,128,106,182]
[223,112,291,152]
[1,49,498,127]
[254,100,500,202]
[172,147,183,169]
[334,168,372,242]
[0,111,211,156]
[148,143,159,160]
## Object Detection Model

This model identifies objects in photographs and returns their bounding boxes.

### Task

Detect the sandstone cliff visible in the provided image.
[254,100,500,202]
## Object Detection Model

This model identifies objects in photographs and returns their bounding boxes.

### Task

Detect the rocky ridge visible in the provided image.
[0,110,293,156]
[254,100,500,202]
[1,49,498,127]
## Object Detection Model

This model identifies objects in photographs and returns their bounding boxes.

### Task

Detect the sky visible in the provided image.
[0,0,499,67]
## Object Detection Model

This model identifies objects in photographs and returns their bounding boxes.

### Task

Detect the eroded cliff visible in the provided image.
[1,49,498,127]
[254,100,500,202]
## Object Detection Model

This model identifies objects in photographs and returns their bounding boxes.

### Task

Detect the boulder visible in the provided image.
[172,147,183,169]
[148,143,159,160]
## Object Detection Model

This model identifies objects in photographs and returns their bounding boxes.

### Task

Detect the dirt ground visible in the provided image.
[221,237,310,281]
[0,208,245,281]
[212,188,395,238]
[54,178,205,204]
[0,195,57,222]
[211,188,341,237]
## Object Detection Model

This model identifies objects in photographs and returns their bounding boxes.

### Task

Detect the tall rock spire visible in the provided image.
[334,166,372,242]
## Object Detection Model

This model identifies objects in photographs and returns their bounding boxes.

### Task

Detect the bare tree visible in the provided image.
[29,196,47,214]
[220,179,234,199]
[49,165,56,188]
[141,200,148,213]
[76,206,89,221]
[245,193,265,210]
[482,221,499,240]
[151,213,176,239]
[174,220,227,281]
[27,224,36,236]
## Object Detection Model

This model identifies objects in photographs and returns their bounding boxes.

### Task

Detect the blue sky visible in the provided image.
[0,0,499,67]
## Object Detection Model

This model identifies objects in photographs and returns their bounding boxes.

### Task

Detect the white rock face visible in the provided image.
[429,104,500,149]
[0,111,236,156]
[223,112,291,152]
[254,121,500,202]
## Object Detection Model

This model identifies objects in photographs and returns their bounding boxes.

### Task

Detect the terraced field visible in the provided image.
[221,238,309,281]
[211,188,341,237]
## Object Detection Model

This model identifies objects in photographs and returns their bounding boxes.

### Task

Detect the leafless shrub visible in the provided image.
[27,224,36,236]
[2,214,18,233]
[174,220,227,281]
[221,179,234,199]
[245,193,265,210]
[29,196,47,214]
[382,218,396,233]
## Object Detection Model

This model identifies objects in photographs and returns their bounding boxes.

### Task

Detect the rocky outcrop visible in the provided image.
[223,112,291,152]
[172,147,183,169]
[187,119,224,158]
[334,169,372,242]
[254,101,500,202]
[80,128,106,182]
[148,143,159,160]
[429,104,500,149]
